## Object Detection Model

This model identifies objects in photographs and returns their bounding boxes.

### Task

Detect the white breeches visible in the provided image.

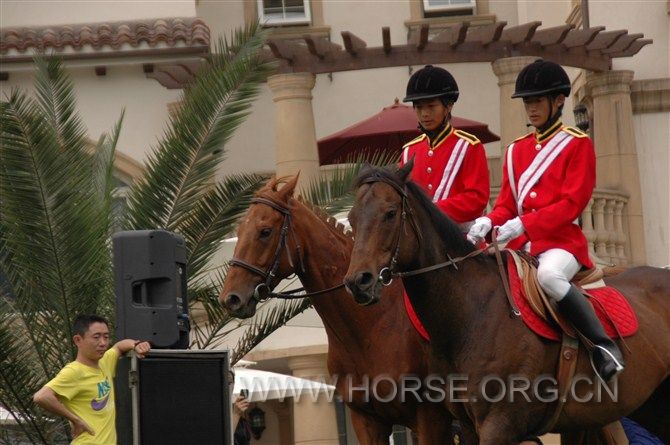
[536,248,580,301]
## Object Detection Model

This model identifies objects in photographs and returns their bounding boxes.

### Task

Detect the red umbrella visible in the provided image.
[318,99,500,165]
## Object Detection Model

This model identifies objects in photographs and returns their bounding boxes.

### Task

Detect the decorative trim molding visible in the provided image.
[631,78,670,114]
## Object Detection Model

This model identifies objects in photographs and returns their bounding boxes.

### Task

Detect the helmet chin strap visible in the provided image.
[530,96,563,132]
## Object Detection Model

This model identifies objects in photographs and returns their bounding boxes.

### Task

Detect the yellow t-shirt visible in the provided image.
[46,348,119,445]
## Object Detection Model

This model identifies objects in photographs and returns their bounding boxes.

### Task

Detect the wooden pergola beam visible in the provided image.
[532,24,575,46]
[417,24,430,51]
[252,22,651,78]
[587,30,627,50]
[562,26,605,48]
[615,39,653,57]
[341,31,367,56]
[501,21,541,45]
[382,27,391,54]
[465,21,507,46]
[601,33,642,54]
[267,38,297,62]
[303,35,340,59]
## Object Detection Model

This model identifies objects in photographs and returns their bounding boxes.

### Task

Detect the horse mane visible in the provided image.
[354,165,475,256]
[253,177,353,242]
[297,196,354,241]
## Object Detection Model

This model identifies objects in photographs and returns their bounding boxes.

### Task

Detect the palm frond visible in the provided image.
[231,297,312,365]
[303,152,397,215]
[124,22,275,232]
[182,172,267,281]
[1,59,115,441]
[0,299,61,445]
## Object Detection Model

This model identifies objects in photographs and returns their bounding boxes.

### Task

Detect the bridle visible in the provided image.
[359,173,520,318]
[228,197,344,302]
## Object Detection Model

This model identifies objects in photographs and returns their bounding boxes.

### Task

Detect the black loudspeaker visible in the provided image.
[113,230,189,349]
[115,350,232,445]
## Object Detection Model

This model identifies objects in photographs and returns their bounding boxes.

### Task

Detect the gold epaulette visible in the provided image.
[454,129,480,145]
[563,126,589,138]
[514,131,534,142]
[402,134,426,148]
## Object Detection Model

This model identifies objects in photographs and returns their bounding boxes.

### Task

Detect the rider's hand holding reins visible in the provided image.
[467,216,492,244]
[495,217,524,243]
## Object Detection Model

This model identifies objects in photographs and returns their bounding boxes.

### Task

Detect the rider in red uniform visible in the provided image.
[467,59,625,382]
[400,65,490,233]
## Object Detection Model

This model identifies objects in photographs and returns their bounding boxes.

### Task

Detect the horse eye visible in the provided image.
[384,209,397,221]
[259,228,272,238]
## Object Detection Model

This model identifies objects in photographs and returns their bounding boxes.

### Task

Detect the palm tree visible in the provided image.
[0,19,396,442]
[0,23,319,444]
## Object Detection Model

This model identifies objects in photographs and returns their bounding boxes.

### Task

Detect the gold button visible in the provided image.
[428,150,434,157]
[428,184,433,190]
[427,167,432,174]
[530,191,537,198]
[535,143,542,150]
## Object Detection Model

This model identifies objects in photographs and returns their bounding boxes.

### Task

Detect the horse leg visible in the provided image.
[476,415,523,445]
[414,405,474,445]
[349,410,392,445]
[628,376,670,442]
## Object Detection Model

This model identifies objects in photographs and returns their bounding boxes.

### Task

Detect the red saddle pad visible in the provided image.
[507,260,638,341]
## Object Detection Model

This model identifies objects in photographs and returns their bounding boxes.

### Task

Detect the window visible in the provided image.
[257,0,311,26]
[423,0,475,14]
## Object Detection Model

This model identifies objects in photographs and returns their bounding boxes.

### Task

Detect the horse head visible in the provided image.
[344,159,419,306]
[219,174,300,318]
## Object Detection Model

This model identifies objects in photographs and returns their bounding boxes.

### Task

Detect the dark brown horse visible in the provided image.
[219,176,473,445]
[343,162,670,444]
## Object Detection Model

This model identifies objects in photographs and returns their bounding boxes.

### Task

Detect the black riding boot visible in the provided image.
[557,285,625,381]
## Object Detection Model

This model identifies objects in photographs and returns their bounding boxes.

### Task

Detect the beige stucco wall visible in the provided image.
[588,0,670,266]
[632,111,670,267]
[0,66,182,165]
[0,0,196,27]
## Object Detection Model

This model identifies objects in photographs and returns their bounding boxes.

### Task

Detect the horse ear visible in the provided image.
[397,156,415,183]
[277,173,300,202]
[262,175,278,192]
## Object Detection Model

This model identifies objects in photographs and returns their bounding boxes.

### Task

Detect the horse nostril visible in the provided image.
[355,272,375,289]
[225,293,242,311]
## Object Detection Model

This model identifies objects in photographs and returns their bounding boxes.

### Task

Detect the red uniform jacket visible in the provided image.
[400,124,490,227]
[487,123,595,268]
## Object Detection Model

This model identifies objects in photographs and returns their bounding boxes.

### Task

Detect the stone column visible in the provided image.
[490,57,536,186]
[287,354,338,445]
[491,57,537,151]
[267,73,320,192]
[587,70,646,265]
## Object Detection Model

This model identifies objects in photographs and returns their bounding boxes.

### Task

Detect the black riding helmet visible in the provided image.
[512,59,571,99]
[403,65,459,104]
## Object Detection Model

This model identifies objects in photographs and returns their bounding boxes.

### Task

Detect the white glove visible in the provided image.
[467,217,492,245]
[495,217,524,243]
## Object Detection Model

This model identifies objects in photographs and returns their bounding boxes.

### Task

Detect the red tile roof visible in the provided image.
[1,17,209,55]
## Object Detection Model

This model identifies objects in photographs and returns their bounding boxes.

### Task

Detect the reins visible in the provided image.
[361,173,521,318]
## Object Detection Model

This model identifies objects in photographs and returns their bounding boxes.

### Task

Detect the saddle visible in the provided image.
[506,250,638,342]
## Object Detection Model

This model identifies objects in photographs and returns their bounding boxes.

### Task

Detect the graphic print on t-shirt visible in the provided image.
[91,377,111,411]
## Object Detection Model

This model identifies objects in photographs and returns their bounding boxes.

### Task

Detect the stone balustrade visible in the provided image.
[489,187,630,266]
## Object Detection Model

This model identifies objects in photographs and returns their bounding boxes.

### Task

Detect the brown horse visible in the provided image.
[219,176,473,445]
[343,162,670,444]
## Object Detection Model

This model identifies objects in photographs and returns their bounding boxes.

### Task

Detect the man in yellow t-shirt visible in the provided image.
[33,314,151,444]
